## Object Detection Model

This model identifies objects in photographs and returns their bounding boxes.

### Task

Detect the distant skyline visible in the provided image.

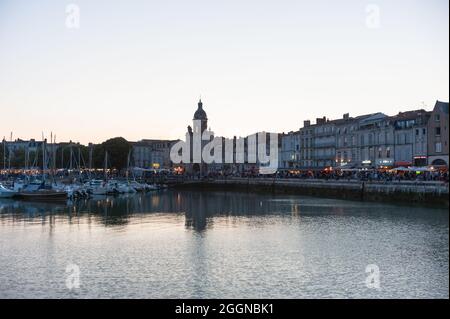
[1,0,448,144]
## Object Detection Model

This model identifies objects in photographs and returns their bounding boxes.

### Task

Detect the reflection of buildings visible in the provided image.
[0,191,291,232]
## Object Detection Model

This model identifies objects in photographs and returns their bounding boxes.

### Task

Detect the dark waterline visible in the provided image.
[0,190,448,298]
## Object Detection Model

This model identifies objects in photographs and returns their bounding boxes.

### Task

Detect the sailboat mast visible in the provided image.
[89,143,93,171]
[53,135,57,173]
[126,150,131,182]
[42,133,46,182]
[2,137,5,171]
[104,151,108,181]
[69,143,73,171]
[88,143,93,181]
[8,132,12,173]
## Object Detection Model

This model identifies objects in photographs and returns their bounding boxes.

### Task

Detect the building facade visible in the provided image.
[390,109,430,167]
[292,108,439,170]
[299,120,314,168]
[427,100,449,167]
[355,113,395,169]
[132,139,179,169]
[335,113,374,168]
[312,117,336,168]
[281,131,301,169]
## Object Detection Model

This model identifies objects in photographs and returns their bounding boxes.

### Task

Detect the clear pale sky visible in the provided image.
[0,0,448,144]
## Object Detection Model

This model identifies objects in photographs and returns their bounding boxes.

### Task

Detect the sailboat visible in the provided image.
[16,137,68,201]
[0,184,17,198]
[87,152,109,196]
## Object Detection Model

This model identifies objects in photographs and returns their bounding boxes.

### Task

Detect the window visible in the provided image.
[378,148,382,158]
[416,129,419,136]
[435,114,440,122]
[436,127,441,136]
[386,147,391,158]
[423,128,426,135]
[436,142,442,153]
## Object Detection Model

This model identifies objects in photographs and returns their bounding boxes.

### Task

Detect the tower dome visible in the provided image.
[193,99,207,120]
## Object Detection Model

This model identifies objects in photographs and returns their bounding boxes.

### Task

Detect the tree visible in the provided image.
[0,141,5,169]
[55,143,89,169]
[93,137,131,170]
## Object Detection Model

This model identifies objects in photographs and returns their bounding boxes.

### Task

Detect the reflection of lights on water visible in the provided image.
[292,204,300,216]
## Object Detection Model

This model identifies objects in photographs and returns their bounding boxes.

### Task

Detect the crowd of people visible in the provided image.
[202,168,449,183]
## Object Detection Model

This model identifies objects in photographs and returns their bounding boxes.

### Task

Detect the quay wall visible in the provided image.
[173,178,449,207]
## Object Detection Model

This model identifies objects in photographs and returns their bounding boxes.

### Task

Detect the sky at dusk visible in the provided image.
[0,0,448,144]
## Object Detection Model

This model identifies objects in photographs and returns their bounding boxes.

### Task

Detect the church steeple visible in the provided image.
[193,98,207,121]
[193,98,208,133]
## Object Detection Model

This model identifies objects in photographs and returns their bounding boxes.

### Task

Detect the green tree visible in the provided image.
[0,141,5,169]
[55,143,89,169]
[93,137,131,170]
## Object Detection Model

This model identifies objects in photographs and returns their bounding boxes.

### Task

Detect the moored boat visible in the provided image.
[0,184,17,198]
[17,189,68,201]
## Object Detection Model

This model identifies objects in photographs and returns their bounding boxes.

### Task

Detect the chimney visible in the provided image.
[316,117,326,125]
[304,120,311,127]
[343,113,350,120]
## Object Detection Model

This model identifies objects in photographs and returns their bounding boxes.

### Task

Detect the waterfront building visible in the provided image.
[299,120,314,168]
[281,131,301,169]
[2,139,40,154]
[390,109,430,167]
[297,106,438,170]
[427,100,449,167]
[312,117,336,168]
[179,100,281,175]
[335,113,375,168]
[132,139,179,169]
[300,112,395,169]
[184,99,211,174]
[354,113,395,169]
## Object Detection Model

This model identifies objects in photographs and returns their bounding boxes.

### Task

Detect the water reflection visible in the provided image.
[0,190,448,298]
[0,190,447,233]
[0,191,288,231]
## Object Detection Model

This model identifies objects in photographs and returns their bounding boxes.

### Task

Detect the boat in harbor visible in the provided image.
[17,188,68,201]
[16,181,68,201]
[85,180,109,195]
[0,184,17,198]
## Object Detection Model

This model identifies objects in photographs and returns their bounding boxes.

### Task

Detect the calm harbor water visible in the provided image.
[0,190,448,299]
